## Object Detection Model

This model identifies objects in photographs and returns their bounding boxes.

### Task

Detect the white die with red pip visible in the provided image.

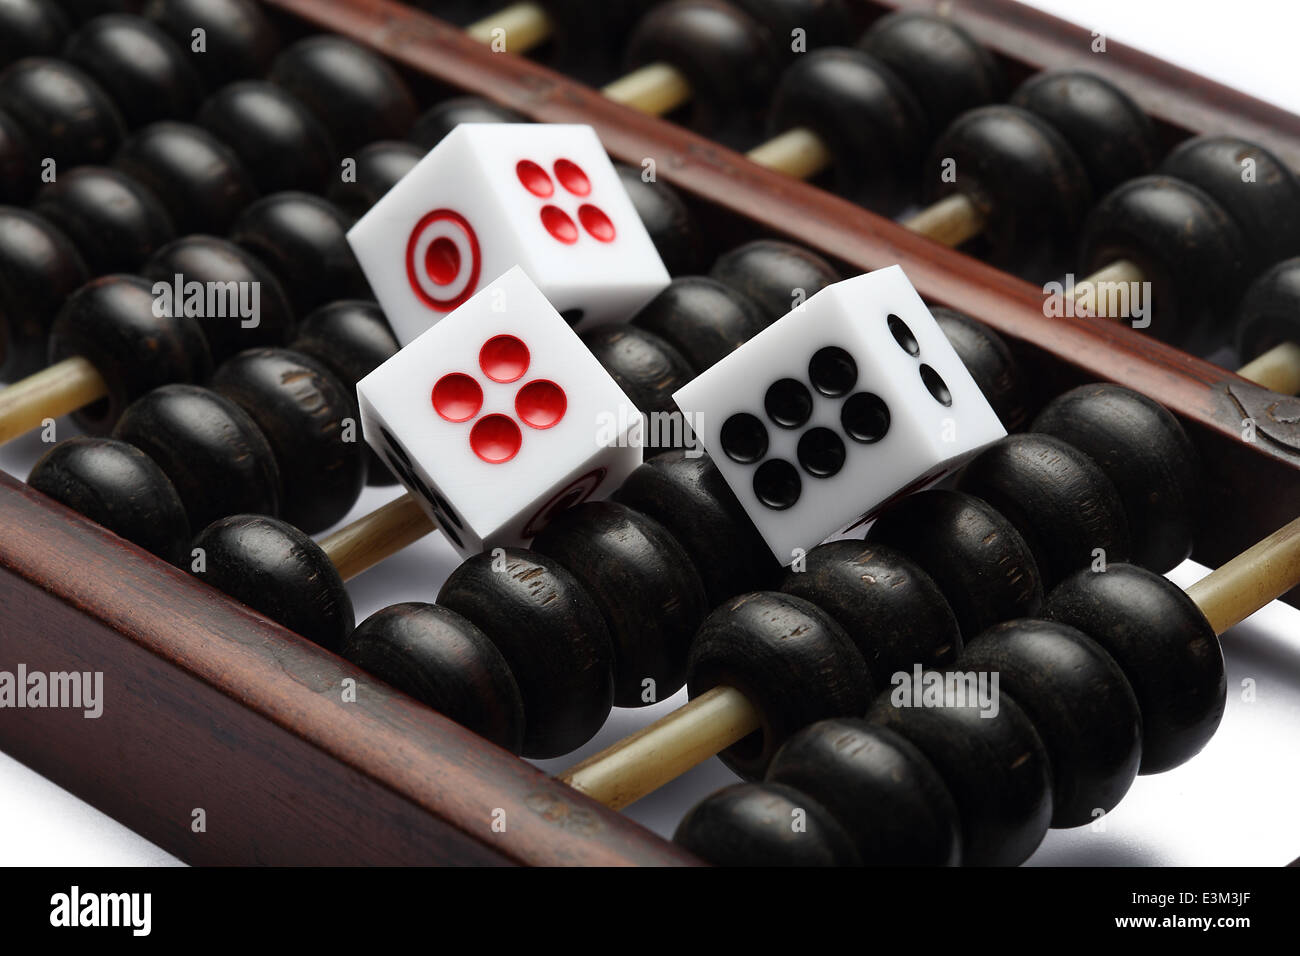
[356,267,644,555]
[673,266,1007,565]
[347,123,670,344]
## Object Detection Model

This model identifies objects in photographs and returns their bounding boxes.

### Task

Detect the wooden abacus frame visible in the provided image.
[2,0,1298,866]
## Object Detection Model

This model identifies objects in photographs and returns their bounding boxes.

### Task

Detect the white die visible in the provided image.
[673,266,1007,565]
[347,123,670,344]
[357,266,644,556]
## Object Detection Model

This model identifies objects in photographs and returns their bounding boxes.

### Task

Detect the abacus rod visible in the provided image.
[1186,515,1300,636]
[0,357,107,446]
[558,685,761,810]
[318,491,436,582]
[1070,260,1300,394]
[464,2,554,53]
[602,62,694,116]
[745,127,834,180]
[900,193,989,249]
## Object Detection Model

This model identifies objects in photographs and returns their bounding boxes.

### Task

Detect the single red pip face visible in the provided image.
[431,333,568,464]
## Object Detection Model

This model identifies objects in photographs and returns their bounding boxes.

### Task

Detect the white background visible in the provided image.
[2,0,1299,866]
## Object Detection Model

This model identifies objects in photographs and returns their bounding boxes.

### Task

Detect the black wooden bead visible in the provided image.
[438,548,615,759]
[328,140,423,220]
[1011,70,1159,196]
[407,95,527,151]
[230,191,370,315]
[673,781,859,866]
[0,57,126,167]
[613,450,778,604]
[932,307,1033,432]
[197,80,336,195]
[31,165,174,274]
[767,718,961,865]
[143,0,279,87]
[866,489,1044,640]
[290,299,398,487]
[0,0,70,66]
[1032,384,1198,574]
[527,0,657,82]
[767,48,925,215]
[624,0,777,141]
[1235,256,1300,361]
[580,324,694,428]
[923,105,1091,275]
[730,0,853,62]
[113,120,257,235]
[341,603,525,754]
[615,163,705,277]
[50,0,140,24]
[64,13,203,126]
[140,234,295,362]
[687,591,872,779]
[269,36,416,155]
[1160,135,1300,266]
[210,347,365,533]
[857,11,1003,138]
[960,619,1141,828]
[112,383,280,529]
[1045,564,1226,774]
[956,433,1131,587]
[0,207,88,379]
[629,276,765,373]
[29,435,190,564]
[779,541,961,688]
[866,687,1052,866]
[0,108,35,202]
[48,274,211,434]
[1080,175,1250,353]
[532,500,708,707]
[709,239,839,324]
[191,513,353,651]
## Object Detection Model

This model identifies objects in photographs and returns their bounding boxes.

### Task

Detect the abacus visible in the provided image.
[1,0,1298,867]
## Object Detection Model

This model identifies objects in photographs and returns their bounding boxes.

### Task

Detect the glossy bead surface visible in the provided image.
[1235,256,1300,361]
[327,139,422,219]
[143,0,280,87]
[533,501,708,707]
[779,540,961,687]
[956,433,1131,587]
[0,0,70,66]
[112,383,280,529]
[113,120,257,234]
[687,591,872,779]
[961,619,1142,827]
[342,603,525,754]
[407,95,525,150]
[438,548,615,759]
[48,274,211,434]
[0,207,88,378]
[31,165,173,274]
[197,80,336,194]
[1045,564,1226,774]
[932,306,1033,431]
[673,781,859,866]
[866,489,1043,640]
[29,435,190,564]
[210,347,366,533]
[192,513,353,651]
[767,718,961,865]
[0,57,126,167]
[1032,384,1198,573]
[708,239,839,324]
[629,276,766,373]
[616,163,704,277]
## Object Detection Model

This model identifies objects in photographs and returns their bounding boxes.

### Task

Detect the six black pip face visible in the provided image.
[674,266,1007,564]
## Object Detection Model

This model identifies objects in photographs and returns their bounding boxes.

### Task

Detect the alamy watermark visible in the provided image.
[152,273,261,328]
[1043,273,1151,329]
[889,665,1000,718]
[0,664,103,718]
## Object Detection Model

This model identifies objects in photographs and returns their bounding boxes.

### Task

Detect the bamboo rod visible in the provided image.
[602,62,693,116]
[1186,516,1300,636]
[558,685,761,810]
[319,492,437,582]
[746,127,834,180]
[902,192,988,248]
[0,356,107,446]
[1236,341,1300,395]
[464,2,553,53]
